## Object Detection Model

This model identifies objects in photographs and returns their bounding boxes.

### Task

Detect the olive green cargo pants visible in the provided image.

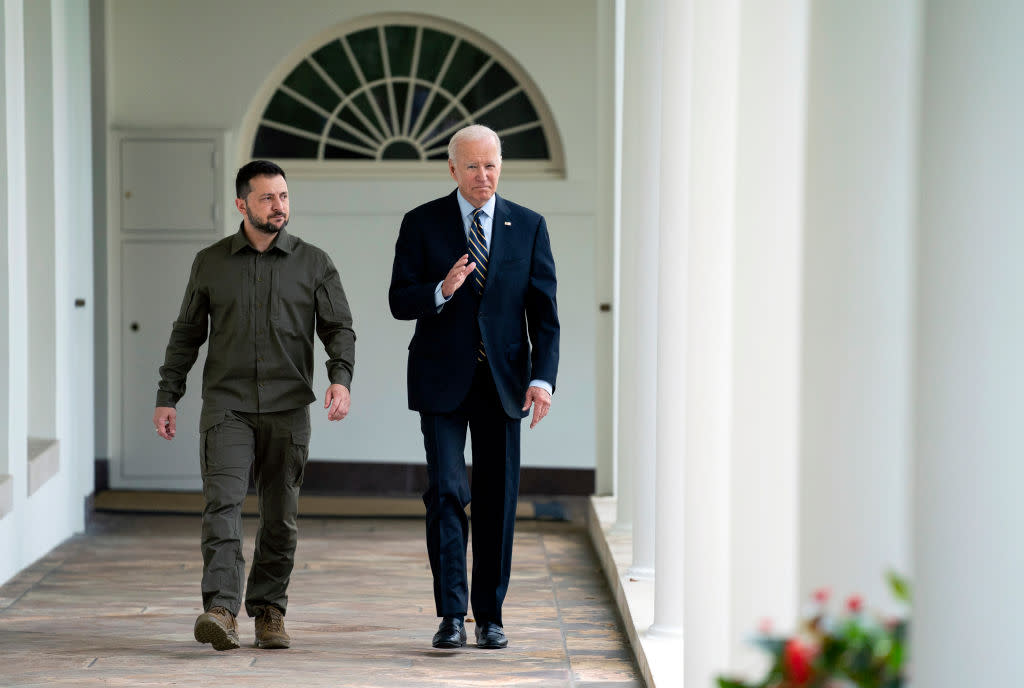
[198,405,310,618]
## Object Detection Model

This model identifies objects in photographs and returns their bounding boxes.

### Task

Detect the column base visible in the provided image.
[647,623,683,638]
[625,565,654,581]
[610,520,633,534]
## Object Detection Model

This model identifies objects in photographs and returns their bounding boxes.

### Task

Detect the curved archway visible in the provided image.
[239,13,565,177]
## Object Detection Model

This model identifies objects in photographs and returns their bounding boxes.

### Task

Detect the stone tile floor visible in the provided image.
[0,512,642,688]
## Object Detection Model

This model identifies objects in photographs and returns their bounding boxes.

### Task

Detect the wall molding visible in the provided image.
[94,458,592,497]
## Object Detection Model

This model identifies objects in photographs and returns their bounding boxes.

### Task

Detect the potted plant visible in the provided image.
[717,572,909,688]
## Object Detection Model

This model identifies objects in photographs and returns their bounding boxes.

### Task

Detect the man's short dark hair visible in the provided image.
[236,160,287,199]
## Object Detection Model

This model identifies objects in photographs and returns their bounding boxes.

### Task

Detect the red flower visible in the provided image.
[846,594,864,614]
[812,587,831,604]
[783,638,816,685]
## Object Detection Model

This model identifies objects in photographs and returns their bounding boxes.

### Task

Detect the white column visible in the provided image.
[799,0,917,608]
[912,1,1024,684]
[615,0,661,578]
[678,1,741,684]
[649,0,692,637]
[729,0,808,666]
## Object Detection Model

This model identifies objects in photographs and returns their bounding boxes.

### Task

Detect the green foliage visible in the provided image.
[886,571,911,604]
[718,679,752,688]
[716,573,910,688]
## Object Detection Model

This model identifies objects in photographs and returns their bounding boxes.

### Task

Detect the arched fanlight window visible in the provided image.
[242,14,564,176]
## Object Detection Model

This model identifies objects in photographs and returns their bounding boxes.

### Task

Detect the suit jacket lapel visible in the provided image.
[444,190,468,258]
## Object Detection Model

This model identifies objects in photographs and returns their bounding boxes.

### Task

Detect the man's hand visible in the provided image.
[324,384,351,421]
[441,254,476,298]
[522,386,552,429]
[154,406,177,440]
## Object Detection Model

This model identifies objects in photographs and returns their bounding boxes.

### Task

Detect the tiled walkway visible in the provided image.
[0,512,643,687]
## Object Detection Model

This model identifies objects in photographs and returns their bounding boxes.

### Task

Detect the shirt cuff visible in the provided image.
[434,282,453,311]
[155,393,178,409]
[528,380,553,396]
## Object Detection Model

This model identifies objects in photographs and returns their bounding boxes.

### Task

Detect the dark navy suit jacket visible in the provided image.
[389,190,559,419]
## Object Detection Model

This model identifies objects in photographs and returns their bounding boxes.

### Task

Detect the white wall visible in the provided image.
[0,0,94,585]
[0,0,19,494]
[55,0,96,522]
[291,179,598,469]
[25,0,57,439]
[592,0,618,494]
[102,0,609,473]
[90,0,108,466]
[0,0,30,583]
[800,0,918,609]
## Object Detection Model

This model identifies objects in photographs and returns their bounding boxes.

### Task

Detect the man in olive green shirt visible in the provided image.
[153,160,355,651]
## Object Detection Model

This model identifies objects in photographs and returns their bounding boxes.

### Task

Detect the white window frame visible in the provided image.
[238,13,566,179]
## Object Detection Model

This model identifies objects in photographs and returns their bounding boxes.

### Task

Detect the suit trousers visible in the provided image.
[198,405,310,618]
[419,362,522,626]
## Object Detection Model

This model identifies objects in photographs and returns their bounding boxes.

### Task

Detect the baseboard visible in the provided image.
[92,458,594,497]
[95,457,109,492]
[92,490,582,521]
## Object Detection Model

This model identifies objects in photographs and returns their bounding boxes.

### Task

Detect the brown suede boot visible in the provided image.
[254,605,291,649]
[193,606,240,651]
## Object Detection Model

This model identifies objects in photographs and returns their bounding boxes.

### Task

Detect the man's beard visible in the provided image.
[245,203,288,234]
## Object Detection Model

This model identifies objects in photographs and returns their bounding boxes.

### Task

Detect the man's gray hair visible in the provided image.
[447,124,502,162]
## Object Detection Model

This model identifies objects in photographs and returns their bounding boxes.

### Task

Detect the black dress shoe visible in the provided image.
[432,616,466,648]
[474,621,508,649]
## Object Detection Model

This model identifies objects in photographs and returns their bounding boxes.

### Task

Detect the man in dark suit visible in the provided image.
[389,124,559,650]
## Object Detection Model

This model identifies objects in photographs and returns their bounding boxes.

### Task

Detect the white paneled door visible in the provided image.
[114,131,225,488]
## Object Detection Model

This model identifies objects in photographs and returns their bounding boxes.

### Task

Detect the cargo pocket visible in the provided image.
[198,408,227,474]
[290,426,311,487]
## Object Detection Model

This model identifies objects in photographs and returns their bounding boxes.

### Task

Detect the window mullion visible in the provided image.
[340,35,394,138]
[422,86,523,151]
[416,58,494,147]
[306,56,387,144]
[409,38,461,141]
[377,26,401,137]
[401,27,424,137]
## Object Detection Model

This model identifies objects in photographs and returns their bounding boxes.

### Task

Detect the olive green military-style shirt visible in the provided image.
[155,225,355,413]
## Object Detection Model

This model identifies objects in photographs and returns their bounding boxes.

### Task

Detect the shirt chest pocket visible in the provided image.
[269,264,315,334]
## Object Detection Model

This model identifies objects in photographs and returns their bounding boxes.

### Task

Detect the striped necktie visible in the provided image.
[468,208,488,295]
[467,208,488,361]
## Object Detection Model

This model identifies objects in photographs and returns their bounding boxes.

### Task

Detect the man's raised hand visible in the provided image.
[441,254,476,298]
